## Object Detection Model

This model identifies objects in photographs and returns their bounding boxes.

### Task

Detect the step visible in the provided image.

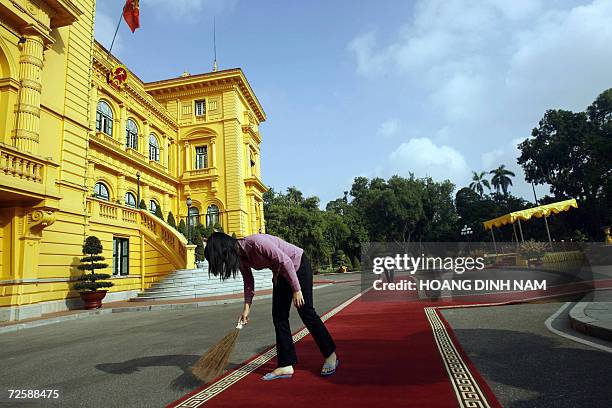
[132,290,244,302]
[152,274,272,286]
[131,267,274,302]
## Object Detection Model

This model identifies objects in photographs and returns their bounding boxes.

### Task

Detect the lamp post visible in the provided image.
[186,197,192,243]
[136,171,141,207]
[461,224,473,241]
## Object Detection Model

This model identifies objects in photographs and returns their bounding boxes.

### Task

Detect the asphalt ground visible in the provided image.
[0,274,362,408]
[442,301,612,408]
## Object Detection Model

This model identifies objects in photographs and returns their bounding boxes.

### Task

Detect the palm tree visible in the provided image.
[469,171,491,197]
[286,187,303,208]
[490,165,515,195]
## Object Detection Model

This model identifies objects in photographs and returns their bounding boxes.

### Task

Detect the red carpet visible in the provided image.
[169,291,502,408]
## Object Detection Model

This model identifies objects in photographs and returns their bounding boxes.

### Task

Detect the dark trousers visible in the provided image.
[272,255,336,367]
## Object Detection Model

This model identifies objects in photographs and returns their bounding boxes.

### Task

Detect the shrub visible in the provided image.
[352,256,361,271]
[178,219,187,237]
[193,228,205,261]
[139,199,147,210]
[332,249,348,269]
[154,204,164,220]
[74,236,114,292]
[167,211,177,229]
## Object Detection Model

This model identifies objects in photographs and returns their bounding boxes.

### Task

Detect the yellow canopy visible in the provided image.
[483,199,578,231]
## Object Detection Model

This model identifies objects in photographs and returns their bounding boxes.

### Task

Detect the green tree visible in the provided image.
[469,171,491,197]
[489,165,515,195]
[74,236,113,291]
[167,211,177,229]
[193,228,205,261]
[178,219,187,238]
[518,88,612,236]
[154,204,164,220]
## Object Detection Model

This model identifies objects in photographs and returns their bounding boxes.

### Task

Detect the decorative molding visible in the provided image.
[424,307,493,408]
[28,209,56,233]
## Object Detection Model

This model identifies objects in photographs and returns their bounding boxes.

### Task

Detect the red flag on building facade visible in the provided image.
[123,0,140,33]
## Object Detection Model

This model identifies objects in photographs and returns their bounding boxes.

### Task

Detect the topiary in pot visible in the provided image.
[74,236,114,309]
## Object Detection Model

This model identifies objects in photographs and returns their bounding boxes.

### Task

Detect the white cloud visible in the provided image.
[386,137,471,186]
[347,31,388,77]
[377,119,401,137]
[349,0,612,199]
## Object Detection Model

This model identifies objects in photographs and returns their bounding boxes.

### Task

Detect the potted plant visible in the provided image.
[74,236,114,309]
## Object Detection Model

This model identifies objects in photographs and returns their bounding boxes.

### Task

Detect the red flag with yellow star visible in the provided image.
[123,0,140,33]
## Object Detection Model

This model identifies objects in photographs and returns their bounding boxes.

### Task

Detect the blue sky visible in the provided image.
[95,0,612,206]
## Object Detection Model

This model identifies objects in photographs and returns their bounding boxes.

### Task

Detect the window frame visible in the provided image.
[94,182,110,201]
[112,237,129,276]
[149,133,160,162]
[124,192,137,208]
[194,99,206,117]
[195,145,208,169]
[206,204,220,227]
[96,101,114,136]
[126,118,138,150]
[188,206,200,228]
[149,199,159,214]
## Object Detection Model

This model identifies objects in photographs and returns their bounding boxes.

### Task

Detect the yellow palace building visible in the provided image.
[0,0,267,321]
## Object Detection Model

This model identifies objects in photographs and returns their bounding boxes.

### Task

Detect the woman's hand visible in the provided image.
[239,303,250,325]
[293,291,305,308]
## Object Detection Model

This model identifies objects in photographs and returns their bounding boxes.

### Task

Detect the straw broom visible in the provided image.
[192,321,244,382]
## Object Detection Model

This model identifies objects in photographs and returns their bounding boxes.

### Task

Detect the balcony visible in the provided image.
[242,111,261,143]
[0,143,60,203]
[89,133,177,183]
[93,131,123,150]
[182,166,218,181]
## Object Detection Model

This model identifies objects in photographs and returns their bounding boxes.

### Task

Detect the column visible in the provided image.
[163,192,170,219]
[90,85,99,133]
[142,184,150,209]
[162,134,168,167]
[210,138,217,168]
[119,104,127,146]
[13,35,44,154]
[117,174,126,204]
[184,141,191,171]
[142,121,150,156]
[250,197,257,235]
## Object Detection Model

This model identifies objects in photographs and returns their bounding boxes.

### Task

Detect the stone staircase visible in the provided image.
[131,263,274,302]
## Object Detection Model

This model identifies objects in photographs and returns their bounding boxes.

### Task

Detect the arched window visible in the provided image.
[94,182,110,200]
[149,200,159,214]
[125,192,136,208]
[206,204,220,227]
[126,119,138,150]
[96,101,113,136]
[149,134,160,162]
[188,207,200,228]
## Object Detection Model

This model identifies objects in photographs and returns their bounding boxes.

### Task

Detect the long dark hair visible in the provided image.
[204,232,240,281]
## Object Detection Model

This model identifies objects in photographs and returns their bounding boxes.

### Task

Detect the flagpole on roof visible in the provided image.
[108,12,123,56]
[213,16,218,72]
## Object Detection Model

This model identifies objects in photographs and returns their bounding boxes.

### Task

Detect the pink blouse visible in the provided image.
[237,234,303,304]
